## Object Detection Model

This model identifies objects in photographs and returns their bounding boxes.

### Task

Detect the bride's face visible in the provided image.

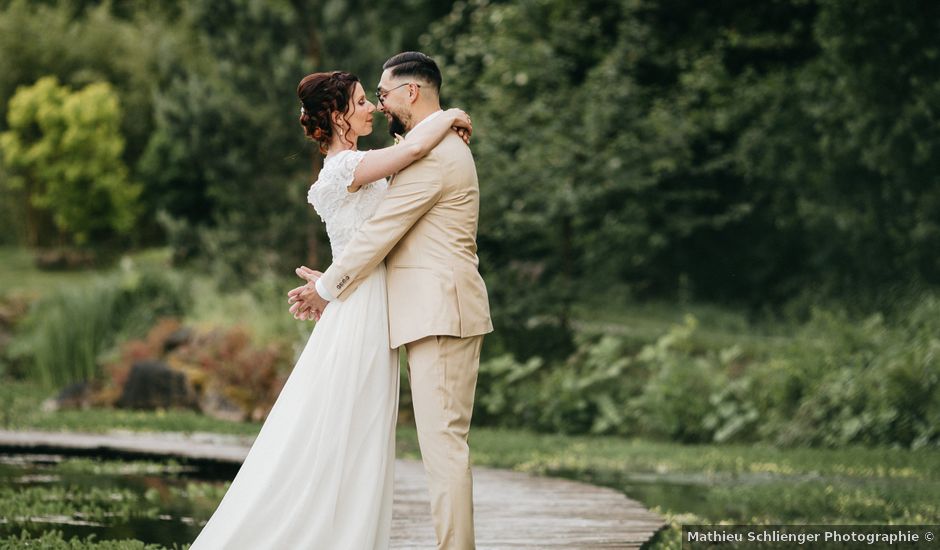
[339,82,376,138]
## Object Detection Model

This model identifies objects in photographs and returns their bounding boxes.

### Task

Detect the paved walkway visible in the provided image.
[0,429,665,549]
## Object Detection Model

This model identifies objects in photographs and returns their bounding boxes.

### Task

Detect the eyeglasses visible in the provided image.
[375,82,421,105]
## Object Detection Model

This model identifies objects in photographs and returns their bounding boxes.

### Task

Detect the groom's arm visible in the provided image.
[317,156,443,301]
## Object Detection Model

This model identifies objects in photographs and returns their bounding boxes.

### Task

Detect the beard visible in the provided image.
[386,111,408,138]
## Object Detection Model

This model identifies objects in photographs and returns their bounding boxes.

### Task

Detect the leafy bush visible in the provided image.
[98,318,292,422]
[778,300,940,449]
[170,325,292,421]
[472,297,940,449]
[474,353,545,428]
[630,318,725,443]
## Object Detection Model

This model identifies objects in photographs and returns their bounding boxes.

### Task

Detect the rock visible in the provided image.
[116,360,200,411]
[198,386,246,422]
[53,381,95,410]
[163,327,193,353]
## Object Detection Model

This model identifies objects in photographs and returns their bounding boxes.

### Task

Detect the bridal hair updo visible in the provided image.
[297,71,359,154]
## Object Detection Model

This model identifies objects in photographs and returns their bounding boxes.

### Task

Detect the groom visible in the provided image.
[290,51,492,549]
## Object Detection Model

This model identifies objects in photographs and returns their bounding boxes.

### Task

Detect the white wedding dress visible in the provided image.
[189,150,398,549]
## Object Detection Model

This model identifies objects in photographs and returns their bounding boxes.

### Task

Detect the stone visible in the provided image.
[116,360,200,411]
[163,327,193,353]
[198,386,246,422]
[52,381,95,410]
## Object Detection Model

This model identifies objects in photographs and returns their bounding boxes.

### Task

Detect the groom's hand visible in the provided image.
[287,283,317,321]
[294,283,328,321]
[288,266,327,321]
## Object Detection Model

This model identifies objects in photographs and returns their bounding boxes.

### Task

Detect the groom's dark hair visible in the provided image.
[383,51,442,94]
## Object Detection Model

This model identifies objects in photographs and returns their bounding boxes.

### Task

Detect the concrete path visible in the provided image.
[0,429,665,549]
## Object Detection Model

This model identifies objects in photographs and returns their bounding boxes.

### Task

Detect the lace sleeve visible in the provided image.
[334,149,368,189]
[307,150,368,216]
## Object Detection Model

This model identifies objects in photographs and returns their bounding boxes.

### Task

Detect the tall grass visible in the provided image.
[9,269,189,389]
[28,277,120,387]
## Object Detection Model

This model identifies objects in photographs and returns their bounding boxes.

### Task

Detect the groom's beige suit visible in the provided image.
[318,118,493,550]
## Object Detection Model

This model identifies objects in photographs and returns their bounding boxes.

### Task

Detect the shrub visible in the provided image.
[471,296,940,449]
[630,317,726,443]
[778,299,940,448]
[170,325,291,421]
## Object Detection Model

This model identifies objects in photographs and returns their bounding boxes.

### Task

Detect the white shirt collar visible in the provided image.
[407,109,444,135]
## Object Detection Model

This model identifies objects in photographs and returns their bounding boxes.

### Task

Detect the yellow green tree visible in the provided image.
[0,76,140,246]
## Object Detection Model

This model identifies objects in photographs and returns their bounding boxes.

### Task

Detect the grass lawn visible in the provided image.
[2,379,938,549]
[0,247,171,297]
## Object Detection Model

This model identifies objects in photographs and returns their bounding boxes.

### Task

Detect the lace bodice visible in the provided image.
[307,150,388,258]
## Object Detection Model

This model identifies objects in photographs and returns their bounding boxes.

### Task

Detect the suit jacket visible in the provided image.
[319,131,494,349]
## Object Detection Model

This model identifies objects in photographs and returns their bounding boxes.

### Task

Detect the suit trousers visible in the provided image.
[405,334,484,550]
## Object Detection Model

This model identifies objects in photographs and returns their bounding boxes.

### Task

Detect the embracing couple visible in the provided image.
[188,51,492,549]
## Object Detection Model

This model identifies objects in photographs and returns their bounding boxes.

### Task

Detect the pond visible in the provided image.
[0,450,237,547]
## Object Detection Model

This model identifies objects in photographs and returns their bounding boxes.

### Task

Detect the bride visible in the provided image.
[187,70,472,549]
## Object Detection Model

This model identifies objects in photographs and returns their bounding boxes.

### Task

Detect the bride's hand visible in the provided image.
[454,127,471,145]
[446,108,472,145]
[447,108,472,133]
[288,283,323,321]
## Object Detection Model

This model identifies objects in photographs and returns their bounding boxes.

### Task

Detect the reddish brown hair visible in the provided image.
[297,71,359,154]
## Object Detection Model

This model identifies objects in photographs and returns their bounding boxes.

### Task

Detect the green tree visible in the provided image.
[137,0,316,279]
[0,76,140,245]
[427,0,940,320]
[0,0,179,244]
[424,0,630,358]
[139,0,460,279]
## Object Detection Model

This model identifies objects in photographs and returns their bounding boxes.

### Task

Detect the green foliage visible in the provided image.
[8,268,190,389]
[475,353,545,428]
[473,294,940,449]
[778,300,940,449]
[631,318,724,443]
[0,453,199,549]
[0,1,170,246]
[0,530,176,550]
[0,485,158,524]
[2,0,938,317]
[423,0,940,313]
[0,76,140,245]
[136,0,316,283]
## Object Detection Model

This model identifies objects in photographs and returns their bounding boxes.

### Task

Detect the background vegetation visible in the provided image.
[1,0,937,446]
[0,0,938,546]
